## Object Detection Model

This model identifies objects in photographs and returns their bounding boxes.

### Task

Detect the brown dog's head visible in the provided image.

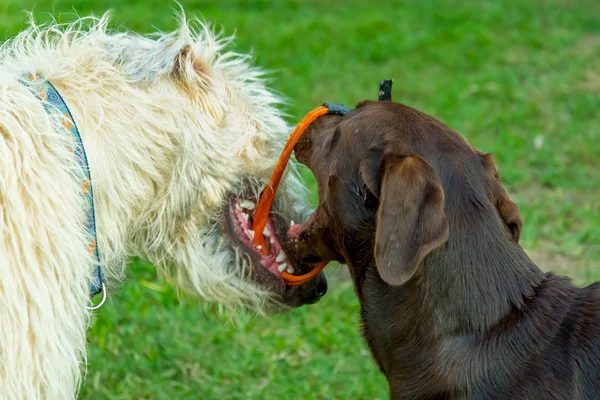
[286,100,522,292]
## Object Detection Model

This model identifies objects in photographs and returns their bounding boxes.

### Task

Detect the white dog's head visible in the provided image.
[111,18,330,311]
[99,15,327,311]
[1,13,326,312]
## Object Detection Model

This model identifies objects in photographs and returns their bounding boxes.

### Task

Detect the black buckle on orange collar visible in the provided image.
[323,102,351,116]
[323,78,393,117]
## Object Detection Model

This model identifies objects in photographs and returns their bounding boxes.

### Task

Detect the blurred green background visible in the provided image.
[1,0,599,398]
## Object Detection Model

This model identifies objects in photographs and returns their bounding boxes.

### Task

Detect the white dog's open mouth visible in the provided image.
[221,189,327,307]
[227,196,294,280]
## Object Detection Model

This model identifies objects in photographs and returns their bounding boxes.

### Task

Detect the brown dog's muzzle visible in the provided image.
[283,207,342,266]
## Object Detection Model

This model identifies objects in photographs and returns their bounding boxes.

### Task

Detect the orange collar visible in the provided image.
[252,103,350,286]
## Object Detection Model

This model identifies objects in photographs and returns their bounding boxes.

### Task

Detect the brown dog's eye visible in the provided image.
[360,185,378,210]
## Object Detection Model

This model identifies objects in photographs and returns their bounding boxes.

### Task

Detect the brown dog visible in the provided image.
[285,100,600,399]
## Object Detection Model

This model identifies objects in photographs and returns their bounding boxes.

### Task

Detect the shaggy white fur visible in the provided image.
[0,12,308,399]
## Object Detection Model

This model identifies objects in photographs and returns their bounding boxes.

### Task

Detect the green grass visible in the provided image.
[1,0,599,398]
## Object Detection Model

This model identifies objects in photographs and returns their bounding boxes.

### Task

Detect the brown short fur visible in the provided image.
[287,100,600,400]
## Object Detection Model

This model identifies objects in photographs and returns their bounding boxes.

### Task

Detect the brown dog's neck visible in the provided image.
[360,199,545,376]
[411,157,547,334]
[427,206,544,334]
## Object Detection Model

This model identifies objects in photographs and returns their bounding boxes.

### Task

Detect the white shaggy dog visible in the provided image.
[0,13,327,399]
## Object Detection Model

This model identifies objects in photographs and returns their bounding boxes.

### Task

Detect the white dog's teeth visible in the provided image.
[263,227,271,237]
[257,245,262,250]
[290,220,296,226]
[248,230,255,238]
[235,202,242,211]
[239,199,255,210]
[275,250,288,263]
[286,266,295,274]
[270,238,275,244]
[277,263,287,272]
[241,212,249,221]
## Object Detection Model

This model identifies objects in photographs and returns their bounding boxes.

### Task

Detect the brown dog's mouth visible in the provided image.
[284,206,346,266]
[287,211,317,238]
[227,196,295,280]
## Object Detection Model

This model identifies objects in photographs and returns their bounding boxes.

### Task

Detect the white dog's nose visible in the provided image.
[305,273,328,305]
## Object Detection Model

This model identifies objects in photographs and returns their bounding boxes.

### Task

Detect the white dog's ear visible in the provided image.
[172,44,211,83]
[173,44,193,76]
[108,37,210,85]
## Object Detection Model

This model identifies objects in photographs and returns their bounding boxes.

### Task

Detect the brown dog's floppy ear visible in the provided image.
[481,153,522,243]
[375,154,449,286]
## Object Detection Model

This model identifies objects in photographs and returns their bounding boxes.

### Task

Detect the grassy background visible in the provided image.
[1,0,599,398]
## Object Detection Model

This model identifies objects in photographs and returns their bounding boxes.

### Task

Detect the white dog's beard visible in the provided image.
[142,175,323,312]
